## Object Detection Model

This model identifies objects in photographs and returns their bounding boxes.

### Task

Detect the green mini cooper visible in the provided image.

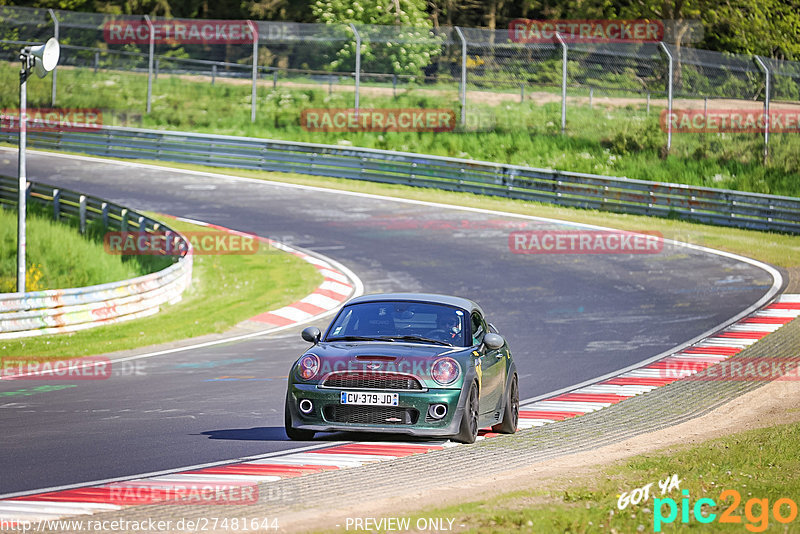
[285,293,519,443]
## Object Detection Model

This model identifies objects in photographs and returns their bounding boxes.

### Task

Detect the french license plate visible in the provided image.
[340,391,399,406]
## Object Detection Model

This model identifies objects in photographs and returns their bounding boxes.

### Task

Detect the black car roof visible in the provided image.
[345,293,484,316]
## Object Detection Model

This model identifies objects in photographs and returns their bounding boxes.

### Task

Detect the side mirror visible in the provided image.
[301,326,321,344]
[483,333,505,350]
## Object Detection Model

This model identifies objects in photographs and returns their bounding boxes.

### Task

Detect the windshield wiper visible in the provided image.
[378,335,454,346]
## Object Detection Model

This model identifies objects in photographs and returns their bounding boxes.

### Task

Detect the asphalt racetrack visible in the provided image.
[0,150,778,495]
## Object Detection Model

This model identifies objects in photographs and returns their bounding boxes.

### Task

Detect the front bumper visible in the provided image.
[287,382,466,437]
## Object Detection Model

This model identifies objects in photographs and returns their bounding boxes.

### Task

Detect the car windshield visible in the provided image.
[325,301,468,347]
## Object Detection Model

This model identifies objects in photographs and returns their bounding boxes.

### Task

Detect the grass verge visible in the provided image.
[0,215,323,359]
[393,421,800,533]
[4,61,800,197]
[0,205,149,292]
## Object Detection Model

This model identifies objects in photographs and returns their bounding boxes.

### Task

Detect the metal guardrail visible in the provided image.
[2,125,798,234]
[0,176,193,339]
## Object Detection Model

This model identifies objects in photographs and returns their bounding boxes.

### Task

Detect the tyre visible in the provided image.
[453,381,479,444]
[284,399,315,441]
[492,374,519,434]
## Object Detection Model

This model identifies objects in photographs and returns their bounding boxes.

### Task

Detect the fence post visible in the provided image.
[48,9,58,106]
[79,195,87,234]
[247,20,259,123]
[454,26,467,127]
[659,42,673,152]
[94,51,99,73]
[555,32,567,134]
[589,87,593,109]
[144,15,154,114]
[211,63,217,85]
[754,56,770,163]
[349,23,361,116]
[53,189,60,221]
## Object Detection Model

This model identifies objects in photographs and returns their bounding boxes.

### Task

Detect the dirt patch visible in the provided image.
[282,375,800,533]
[177,72,800,112]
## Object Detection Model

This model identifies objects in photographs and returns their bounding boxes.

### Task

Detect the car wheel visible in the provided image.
[284,399,315,441]
[492,373,519,434]
[454,381,479,444]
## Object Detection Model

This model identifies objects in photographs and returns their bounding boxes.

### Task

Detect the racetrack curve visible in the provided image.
[0,150,779,496]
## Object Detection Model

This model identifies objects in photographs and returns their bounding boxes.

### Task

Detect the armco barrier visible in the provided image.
[2,125,799,234]
[0,176,192,339]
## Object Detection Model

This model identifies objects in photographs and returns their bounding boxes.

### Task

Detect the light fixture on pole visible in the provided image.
[17,38,59,293]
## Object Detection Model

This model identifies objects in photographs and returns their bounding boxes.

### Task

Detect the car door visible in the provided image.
[471,311,504,416]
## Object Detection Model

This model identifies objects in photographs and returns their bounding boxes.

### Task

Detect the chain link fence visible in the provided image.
[2,5,800,166]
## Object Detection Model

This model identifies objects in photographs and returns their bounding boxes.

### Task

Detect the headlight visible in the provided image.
[431,357,460,385]
[296,354,320,380]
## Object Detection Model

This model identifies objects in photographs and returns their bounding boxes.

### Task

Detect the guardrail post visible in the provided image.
[144,15,154,114]
[349,23,361,116]
[48,9,59,106]
[79,195,87,234]
[101,202,108,228]
[454,26,467,127]
[555,32,567,134]
[137,215,145,231]
[247,20,258,123]
[53,189,60,221]
[754,56,770,163]
[121,208,128,231]
[659,42,673,152]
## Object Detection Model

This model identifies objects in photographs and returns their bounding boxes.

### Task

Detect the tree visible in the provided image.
[312,0,442,78]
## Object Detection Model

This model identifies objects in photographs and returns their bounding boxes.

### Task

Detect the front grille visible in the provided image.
[324,405,419,425]
[322,371,423,390]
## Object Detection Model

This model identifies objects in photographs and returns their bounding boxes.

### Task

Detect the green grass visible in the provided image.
[5,61,800,198]
[0,215,323,359]
[390,421,800,533]
[0,205,150,292]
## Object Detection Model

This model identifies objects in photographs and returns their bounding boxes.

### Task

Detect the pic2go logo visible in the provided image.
[654,489,798,532]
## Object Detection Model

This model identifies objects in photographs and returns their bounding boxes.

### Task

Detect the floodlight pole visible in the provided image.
[17,53,30,293]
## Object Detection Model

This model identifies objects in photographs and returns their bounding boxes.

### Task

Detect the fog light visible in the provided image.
[299,399,313,414]
[428,403,447,420]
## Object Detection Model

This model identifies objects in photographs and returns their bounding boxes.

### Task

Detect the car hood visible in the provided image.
[312,341,464,359]
[304,341,473,387]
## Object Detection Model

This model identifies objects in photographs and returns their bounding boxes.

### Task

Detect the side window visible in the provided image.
[471,312,486,346]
